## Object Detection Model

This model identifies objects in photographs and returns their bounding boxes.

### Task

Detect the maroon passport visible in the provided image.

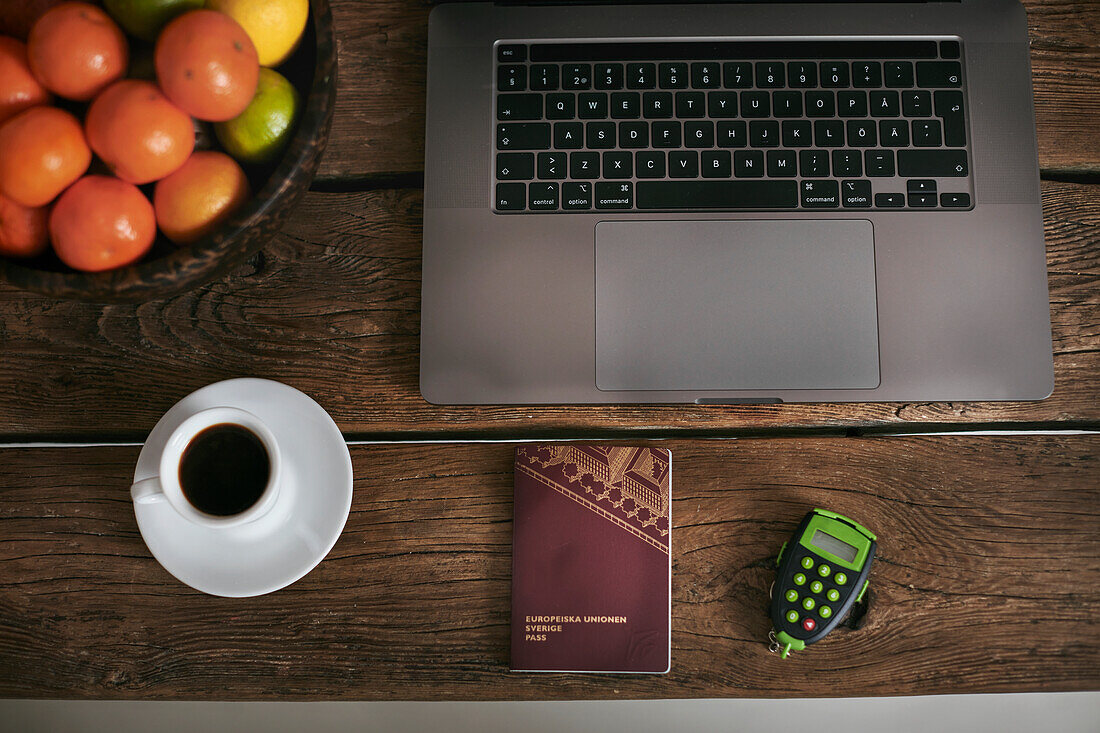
[511,445,671,673]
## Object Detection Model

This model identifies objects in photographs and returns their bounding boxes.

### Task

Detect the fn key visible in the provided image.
[496,182,526,211]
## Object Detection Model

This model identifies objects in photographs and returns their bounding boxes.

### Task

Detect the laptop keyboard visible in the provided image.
[493,39,972,213]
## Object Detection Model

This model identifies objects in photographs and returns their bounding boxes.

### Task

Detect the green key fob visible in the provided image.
[770,508,876,658]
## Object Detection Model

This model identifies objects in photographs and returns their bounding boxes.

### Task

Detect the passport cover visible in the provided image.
[511,445,671,673]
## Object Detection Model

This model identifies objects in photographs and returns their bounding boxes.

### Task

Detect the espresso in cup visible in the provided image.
[179,423,271,516]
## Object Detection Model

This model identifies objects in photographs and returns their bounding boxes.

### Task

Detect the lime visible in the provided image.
[103,0,205,42]
[207,0,309,68]
[214,68,301,165]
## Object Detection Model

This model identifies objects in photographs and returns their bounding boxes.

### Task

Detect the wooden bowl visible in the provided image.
[0,0,337,303]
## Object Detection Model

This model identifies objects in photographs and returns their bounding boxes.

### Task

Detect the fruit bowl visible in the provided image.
[0,0,336,303]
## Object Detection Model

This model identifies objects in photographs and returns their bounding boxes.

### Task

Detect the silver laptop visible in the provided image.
[421,0,1052,405]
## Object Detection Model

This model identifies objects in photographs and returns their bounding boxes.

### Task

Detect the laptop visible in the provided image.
[421,0,1052,405]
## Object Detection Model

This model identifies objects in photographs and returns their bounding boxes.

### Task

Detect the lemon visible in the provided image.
[207,0,309,68]
[214,68,301,165]
[103,0,205,42]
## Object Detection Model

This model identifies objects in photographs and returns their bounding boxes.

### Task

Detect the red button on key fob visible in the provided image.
[802,618,816,632]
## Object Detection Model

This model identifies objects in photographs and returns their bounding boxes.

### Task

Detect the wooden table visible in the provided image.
[1,0,1097,699]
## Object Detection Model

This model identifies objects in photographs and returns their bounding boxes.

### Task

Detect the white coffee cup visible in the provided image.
[130,406,282,530]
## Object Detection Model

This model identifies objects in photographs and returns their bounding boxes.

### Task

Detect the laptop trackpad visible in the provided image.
[595,219,880,391]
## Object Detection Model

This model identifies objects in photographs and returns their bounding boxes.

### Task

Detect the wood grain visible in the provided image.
[317,0,1100,181]
[0,436,1096,699]
[0,181,1095,440]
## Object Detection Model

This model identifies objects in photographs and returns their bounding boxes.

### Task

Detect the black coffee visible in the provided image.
[179,423,270,516]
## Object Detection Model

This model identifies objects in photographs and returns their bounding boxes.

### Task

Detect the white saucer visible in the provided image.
[133,378,352,597]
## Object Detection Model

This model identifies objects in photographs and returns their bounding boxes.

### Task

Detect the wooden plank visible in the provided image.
[318,0,1100,180]
[0,436,1096,699]
[0,181,1096,440]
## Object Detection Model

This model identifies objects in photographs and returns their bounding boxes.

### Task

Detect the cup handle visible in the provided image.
[131,477,166,505]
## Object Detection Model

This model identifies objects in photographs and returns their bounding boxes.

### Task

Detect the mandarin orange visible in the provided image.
[0,36,51,124]
[0,106,91,207]
[27,2,128,101]
[49,175,156,272]
[153,150,250,244]
[0,192,49,258]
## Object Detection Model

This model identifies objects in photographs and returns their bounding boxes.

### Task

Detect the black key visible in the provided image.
[837,91,867,117]
[782,120,812,147]
[756,62,785,88]
[692,62,722,88]
[602,151,633,178]
[767,150,798,177]
[898,149,968,177]
[636,181,798,209]
[734,151,764,177]
[498,65,525,91]
[908,192,937,207]
[562,64,592,90]
[595,181,634,209]
[865,149,896,176]
[879,120,909,146]
[723,62,753,88]
[652,121,682,147]
[537,152,566,179]
[847,120,877,147]
[805,91,835,117]
[773,91,803,117]
[497,45,525,63]
[708,91,738,117]
[875,193,905,207]
[497,123,550,150]
[832,150,862,176]
[676,92,707,118]
[749,120,779,147]
[497,94,542,121]
[636,151,666,178]
[941,192,971,207]
[902,90,932,116]
[643,92,674,118]
[530,64,559,91]
[917,61,962,87]
[562,181,593,210]
[578,93,608,119]
[529,182,559,210]
[940,41,961,59]
[841,179,872,207]
[585,121,616,148]
[740,91,770,117]
[611,92,641,119]
[701,151,732,178]
[788,62,817,88]
[801,180,840,208]
[659,63,689,89]
[569,151,600,178]
[853,62,882,88]
[869,91,900,117]
[717,121,747,148]
[885,61,914,88]
[619,121,649,148]
[685,121,714,148]
[626,63,656,89]
[554,122,583,149]
[669,151,699,178]
[496,182,526,210]
[820,62,849,87]
[594,63,624,90]
[907,179,937,194]
[799,150,829,177]
[935,90,967,146]
[545,93,575,120]
[497,152,534,180]
[814,120,845,147]
[912,119,943,147]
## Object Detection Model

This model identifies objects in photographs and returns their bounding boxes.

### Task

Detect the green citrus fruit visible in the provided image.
[103,0,205,43]
[214,67,301,166]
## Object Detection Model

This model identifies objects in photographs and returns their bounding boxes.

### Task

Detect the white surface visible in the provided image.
[132,378,353,597]
[1,693,1098,733]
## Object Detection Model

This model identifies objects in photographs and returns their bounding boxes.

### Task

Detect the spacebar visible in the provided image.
[637,181,798,209]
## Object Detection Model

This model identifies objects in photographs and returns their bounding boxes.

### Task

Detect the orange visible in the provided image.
[85,79,195,184]
[0,106,91,207]
[27,2,128,101]
[0,36,51,124]
[0,192,49,258]
[155,10,259,122]
[154,151,250,244]
[49,175,155,272]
